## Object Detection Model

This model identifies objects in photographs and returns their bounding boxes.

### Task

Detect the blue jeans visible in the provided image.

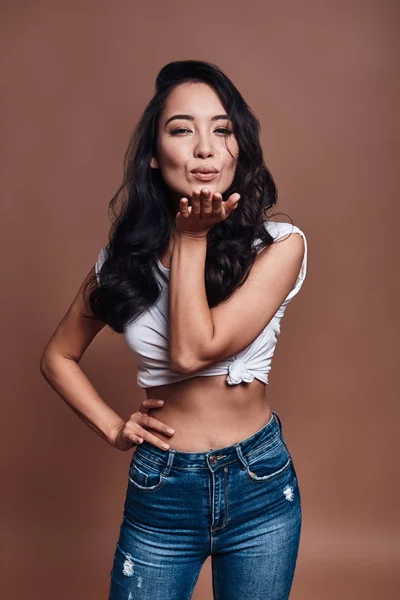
[108,410,302,599]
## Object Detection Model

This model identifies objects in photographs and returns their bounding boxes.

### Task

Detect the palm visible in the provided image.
[175,187,240,237]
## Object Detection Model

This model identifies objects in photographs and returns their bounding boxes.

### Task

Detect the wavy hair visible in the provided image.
[84,59,286,333]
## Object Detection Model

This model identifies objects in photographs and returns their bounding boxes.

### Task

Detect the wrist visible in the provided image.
[175,230,208,242]
[107,419,125,447]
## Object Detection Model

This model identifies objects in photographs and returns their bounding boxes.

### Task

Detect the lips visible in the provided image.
[191,172,219,181]
[191,166,219,174]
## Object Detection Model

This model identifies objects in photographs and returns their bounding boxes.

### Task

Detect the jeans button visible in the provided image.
[210,456,217,464]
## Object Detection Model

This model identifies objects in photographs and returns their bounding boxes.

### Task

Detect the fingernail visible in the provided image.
[162,443,170,450]
[167,428,175,434]
[156,400,164,405]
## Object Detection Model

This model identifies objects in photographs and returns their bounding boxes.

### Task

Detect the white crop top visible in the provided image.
[95,221,308,388]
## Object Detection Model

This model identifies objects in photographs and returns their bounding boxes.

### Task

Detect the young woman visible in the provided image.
[40,60,308,600]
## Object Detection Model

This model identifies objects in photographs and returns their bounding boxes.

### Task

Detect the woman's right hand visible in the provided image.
[111,399,175,452]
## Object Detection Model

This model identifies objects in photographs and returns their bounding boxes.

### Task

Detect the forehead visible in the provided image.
[161,82,227,120]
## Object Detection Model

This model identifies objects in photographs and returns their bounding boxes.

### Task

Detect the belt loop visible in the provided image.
[272,411,283,433]
[234,443,249,469]
[162,449,176,476]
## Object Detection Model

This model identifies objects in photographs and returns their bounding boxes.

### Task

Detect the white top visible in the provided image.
[95,221,308,388]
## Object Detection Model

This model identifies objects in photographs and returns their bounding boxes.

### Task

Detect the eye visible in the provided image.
[215,128,233,135]
[170,128,191,135]
[170,127,233,135]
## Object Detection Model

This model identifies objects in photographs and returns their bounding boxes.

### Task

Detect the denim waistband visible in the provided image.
[134,410,283,471]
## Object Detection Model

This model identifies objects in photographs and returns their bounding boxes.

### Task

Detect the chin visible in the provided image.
[189,181,219,191]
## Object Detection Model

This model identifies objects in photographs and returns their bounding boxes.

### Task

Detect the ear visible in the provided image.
[150,156,159,169]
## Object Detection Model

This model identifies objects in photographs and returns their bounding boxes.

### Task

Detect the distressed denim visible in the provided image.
[108,410,302,600]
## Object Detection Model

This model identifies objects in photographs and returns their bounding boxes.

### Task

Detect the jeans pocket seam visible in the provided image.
[128,473,167,492]
[246,456,292,482]
[130,463,149,485]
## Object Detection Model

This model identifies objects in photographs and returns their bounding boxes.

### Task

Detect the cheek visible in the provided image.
[222,150,238,177]
[221,139,239,168]
[158,139,187,168]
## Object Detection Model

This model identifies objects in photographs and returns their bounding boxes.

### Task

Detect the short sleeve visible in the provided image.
[264,221,308,305]
[94,246,108,285]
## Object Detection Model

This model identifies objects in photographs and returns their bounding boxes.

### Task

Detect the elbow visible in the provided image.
[169,354,202,375]
[39,349,66,378]
[39,353,49,376]
[169,358,191,374]
[40,352,55,380]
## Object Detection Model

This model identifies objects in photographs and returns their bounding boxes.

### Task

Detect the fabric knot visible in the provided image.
[226,358,255,385]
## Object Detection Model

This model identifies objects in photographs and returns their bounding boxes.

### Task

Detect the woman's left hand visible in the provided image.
[175,187,241,238]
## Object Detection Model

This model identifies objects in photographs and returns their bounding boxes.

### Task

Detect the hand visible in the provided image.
[175,187,241,238]
[111,399,175,452]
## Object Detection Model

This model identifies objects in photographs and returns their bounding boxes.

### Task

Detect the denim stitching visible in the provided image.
[133,455,163,474]
[210,473,215,529]
[152,436,281,472]
[130,464,148,485]
[134,452,167,468]
[243,431,282,459]
[128,474,166,492]
[212,467,229,532]
[246,456,292,482]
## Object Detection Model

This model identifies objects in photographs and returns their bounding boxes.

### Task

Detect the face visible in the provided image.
[151,82,239,212]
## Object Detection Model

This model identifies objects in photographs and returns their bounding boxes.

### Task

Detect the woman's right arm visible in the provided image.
[39,267,126,447]
[39,267,175,450]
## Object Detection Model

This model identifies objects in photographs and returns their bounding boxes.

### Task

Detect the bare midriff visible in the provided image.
[145,374,272,452]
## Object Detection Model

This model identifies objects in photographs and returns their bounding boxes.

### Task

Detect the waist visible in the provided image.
[145,375,272,451]
[135,409,281,467]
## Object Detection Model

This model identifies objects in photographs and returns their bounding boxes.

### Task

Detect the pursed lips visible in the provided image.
[191,171,219,181]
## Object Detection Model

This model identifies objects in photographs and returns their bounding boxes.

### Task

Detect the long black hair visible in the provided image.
[84,60,284,333]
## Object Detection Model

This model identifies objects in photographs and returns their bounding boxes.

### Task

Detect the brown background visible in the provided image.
[2,1,399,598]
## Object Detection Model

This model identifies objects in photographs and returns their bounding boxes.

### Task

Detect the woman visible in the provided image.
[40,60,307,600]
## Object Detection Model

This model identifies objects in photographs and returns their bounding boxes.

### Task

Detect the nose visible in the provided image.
[194,132,215,159]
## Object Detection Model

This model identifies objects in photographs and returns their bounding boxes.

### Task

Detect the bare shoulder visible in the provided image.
[254,225,305,274]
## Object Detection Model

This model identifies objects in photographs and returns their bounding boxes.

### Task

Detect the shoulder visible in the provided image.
[255,220,308,303]
[254,220,307,258]
[263,219,307,244]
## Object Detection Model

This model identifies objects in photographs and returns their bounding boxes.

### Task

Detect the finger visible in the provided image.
[140,428,171,450]
[180,197,189,217]
[125,423,147,445]
[211,192,223,216]
[139,399,164,414]
[201,187,212,215]
[125,421,168,449]
[126,429,145,444]
[227,193,240,213]
[141,415,175,436]
[192,188,201,216]
[229,192,241,204]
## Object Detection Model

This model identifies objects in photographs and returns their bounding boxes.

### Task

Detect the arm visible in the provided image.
[169,232,212,371]
[169,231,305,373]
[39,267,125,447]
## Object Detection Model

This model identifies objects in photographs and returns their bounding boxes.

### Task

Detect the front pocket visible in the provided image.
[128,453,167,492]
[245,437,292,482]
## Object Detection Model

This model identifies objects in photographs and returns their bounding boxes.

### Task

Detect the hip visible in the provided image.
[124,409,302,533]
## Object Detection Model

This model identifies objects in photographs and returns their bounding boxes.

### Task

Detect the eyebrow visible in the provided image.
[164,114,231,128]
